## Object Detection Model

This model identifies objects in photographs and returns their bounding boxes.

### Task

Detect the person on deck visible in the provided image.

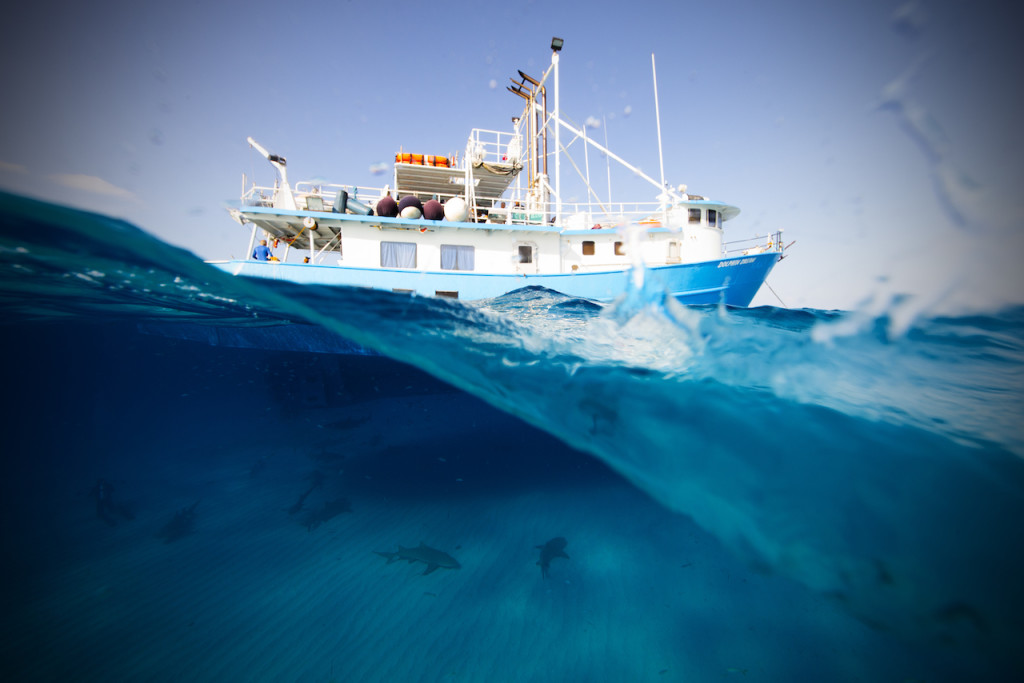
[252,239,272,261]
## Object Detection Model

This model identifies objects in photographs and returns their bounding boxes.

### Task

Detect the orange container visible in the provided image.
[434,156,449,168]
[411,154,424,165]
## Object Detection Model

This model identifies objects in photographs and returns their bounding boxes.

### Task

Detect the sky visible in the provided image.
[2,0,1022,312]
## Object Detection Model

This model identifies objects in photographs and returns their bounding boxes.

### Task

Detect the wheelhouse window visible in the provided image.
[440,244,475,271]
[614,241,625,255]
[582,240,595,256]
[708,209,719,227]
[517,245,534,264]
[380,241,417,268]
[688,208,701,223]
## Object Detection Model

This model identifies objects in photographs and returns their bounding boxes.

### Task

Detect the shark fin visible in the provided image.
[557,551,570,559]
[423,564,439,575]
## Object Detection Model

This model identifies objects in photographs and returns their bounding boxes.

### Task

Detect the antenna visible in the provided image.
[603,114,612,207]
[651,54,667,203]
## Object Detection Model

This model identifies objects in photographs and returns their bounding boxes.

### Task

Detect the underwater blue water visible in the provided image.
[2,191,1023,681]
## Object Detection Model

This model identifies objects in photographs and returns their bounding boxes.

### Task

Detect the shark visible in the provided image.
[536,537,569,578]
[303,497,352,532]
[157,501,200,543]
[374,543,461,575]
[287,470,327,515]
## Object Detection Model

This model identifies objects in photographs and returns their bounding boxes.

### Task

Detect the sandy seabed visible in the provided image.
[0,391,975,682]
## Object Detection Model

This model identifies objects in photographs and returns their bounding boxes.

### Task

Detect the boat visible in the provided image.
[210,40,786,306]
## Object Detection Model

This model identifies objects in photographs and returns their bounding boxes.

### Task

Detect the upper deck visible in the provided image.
[394,128,522,205]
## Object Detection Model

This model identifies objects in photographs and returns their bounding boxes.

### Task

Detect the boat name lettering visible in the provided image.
[718,258,756,268]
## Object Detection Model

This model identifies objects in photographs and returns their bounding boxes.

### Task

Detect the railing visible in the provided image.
[242,181,389,213]
[466,128,523,166]
[239,176,782,254]
[723,230,784,256]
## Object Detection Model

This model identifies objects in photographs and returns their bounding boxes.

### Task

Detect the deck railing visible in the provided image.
[466,128,523,166]
[723,231,784,256]
[239,177,782,256]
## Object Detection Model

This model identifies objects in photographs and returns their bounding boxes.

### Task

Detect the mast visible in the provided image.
[552,39,562,222]
[603,115,612,208]
[651,54,667,216]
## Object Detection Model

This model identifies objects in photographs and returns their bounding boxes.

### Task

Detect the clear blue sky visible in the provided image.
[2,0,1021,311]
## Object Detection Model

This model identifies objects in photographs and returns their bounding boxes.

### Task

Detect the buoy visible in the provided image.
[398,195,423,219]
[423,199,444,221]
[443,197,468,222]
[375,195,399,218]
[302,216,316,229]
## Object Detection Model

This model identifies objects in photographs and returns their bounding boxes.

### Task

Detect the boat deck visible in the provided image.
[394,160,521,204]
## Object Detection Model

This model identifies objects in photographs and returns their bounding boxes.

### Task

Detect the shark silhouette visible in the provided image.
[536,537,569,578]
[157,501,200,543]
[304,497,352,531]
[374,543,461,575]
[287,470,327,515]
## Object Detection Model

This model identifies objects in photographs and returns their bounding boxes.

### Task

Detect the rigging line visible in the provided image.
[556,140,610,214]
[765,280,788,308]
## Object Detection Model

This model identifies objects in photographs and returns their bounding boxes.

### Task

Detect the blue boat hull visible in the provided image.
[211,251,781,306]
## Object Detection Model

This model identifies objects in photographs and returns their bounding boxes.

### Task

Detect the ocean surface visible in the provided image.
[2,190,1023,682]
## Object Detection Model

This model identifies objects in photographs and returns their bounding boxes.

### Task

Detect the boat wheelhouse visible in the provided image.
[211,40,785,305]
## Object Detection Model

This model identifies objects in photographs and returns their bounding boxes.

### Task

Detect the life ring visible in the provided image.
[303,216,316,229]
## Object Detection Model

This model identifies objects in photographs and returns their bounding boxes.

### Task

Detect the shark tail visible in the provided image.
[374,551,397,563]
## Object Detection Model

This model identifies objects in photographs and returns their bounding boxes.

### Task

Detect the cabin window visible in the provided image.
[380,241,417,268]
[582,240,595,256]
[440,244,475,271]
[614,241,625,255]
[517,245,534,264]
[708,209,718,227]
[435,290,459,299]
[688,208,701,224]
